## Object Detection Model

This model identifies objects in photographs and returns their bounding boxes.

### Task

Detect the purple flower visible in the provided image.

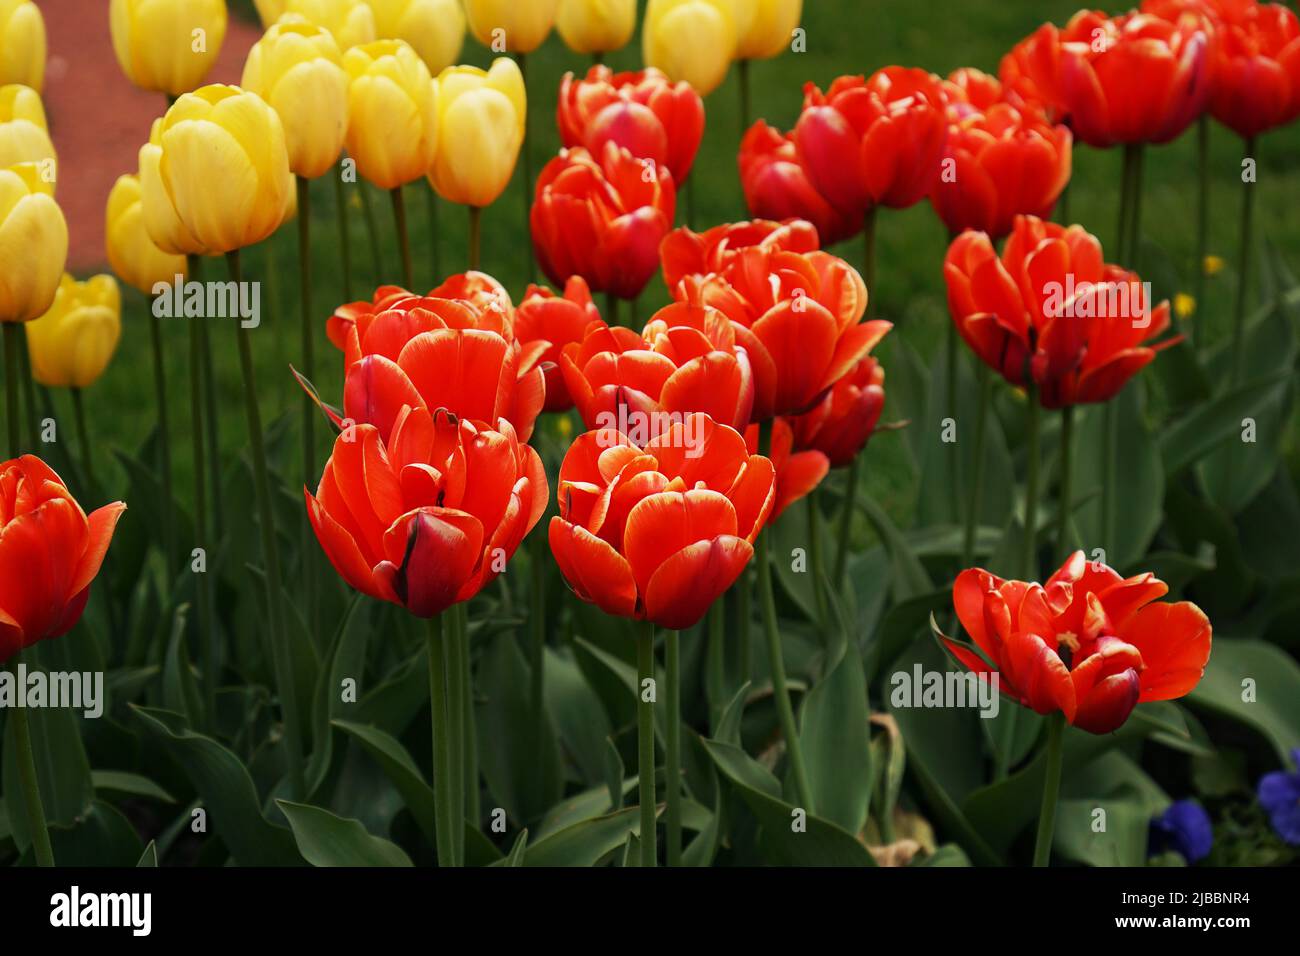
[1149,799,1213,863]
[1258,748,1300,847]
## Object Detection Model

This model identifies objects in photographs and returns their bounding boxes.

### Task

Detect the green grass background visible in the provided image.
[82,0,1300,522]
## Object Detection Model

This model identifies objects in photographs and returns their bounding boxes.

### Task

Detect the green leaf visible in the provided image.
[305,594,371,796]
[603,737,624,812]
[136,840,159,867]
[45,800,144,867]
[162,603,202,726]
[545,646,613,786]
[92,770,176,804]
[1188,638,1300,764]
[860,492,932,600]
[1161,371,1291,476]
[1054,797,1150,867]
[277,800,413,867]
[331,720,438,850]
[503,829,529,866]
[523,806,650,867]
[800,644,871,834]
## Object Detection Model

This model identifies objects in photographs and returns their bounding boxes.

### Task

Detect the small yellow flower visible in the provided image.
[25,273,122,389]
[556,413,573,440]
[1203,254,1224,277]
[0,0,47,92]
[1174,292,1195,320]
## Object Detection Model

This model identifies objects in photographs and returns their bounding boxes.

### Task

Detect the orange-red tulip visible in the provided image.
[944,215,1174,409]
[789,354,886,469]
[738,121,863,246]
[559,301,754,437]
[549,413,774,629]
[324,276,545,442]
[668,233,886,420]
[999,18,1094,123]
[0,455,124,661]
[513,276,603,413]
[306,409,546,618]
[660,217,820,291]
[793,67,947,214]
[930,71,1072,240]
[944,551,1212,734]
[743,417,826,519]
[1207,0,1300,139]
[531,143,676,300]
[557,65,704,183]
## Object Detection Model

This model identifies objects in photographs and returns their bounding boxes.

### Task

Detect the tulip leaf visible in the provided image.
[162,603,202,727]
[136,840,159,867]
[331,719,438,850]
[1187,638,1300,765]
[91,770,176,804]
[276,800,413,867]
[305,595,371,797]
[545,646,613,787]
[859,491,932,601]
[522,805,650,867]
[44,800,144,867]
[1160,369,1291,477]
[1054,797,1151,867]
[799,644,872,834]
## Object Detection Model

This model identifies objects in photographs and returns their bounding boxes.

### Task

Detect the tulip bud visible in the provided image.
[429,57,525,208]
[0,163,67,323]
[556,0,636,55]
[149,85,294,254]
[734,0,801,61]
[138,118,205,256]
[242,15,349,180]
[366,0,466,75]
[109,0,228,97]
[25,274,122,389]
[343,39,439,190]
[643,0,737,97]
[0,84,54,174]
[464,0,558,54]
[0,0,45,92]
[275,0,376,50]
[105,174,187,295]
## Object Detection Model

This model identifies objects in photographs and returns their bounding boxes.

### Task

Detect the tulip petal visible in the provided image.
[644,535,753,630]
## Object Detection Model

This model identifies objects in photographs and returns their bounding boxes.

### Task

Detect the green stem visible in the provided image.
[7,657,54,866]
[71,387,95,491]
[333,173,353,301]
[706,598,725,730]
[195,276,223,541]
[426,614,454,867]
[945,315,960,527]
[1032,712,1066,866]
[530,534,546,760]
[758,420,815,812]
[1229,136,1257,386]
[636,620,658,867]
[19,339,36,450]
[358,182,383,281]
[1056,405,1075,563]
[518,52,533,277]
[1021,387,1042,581]
[664,628,682,866]
[390,185,412,290]
[148,306,176,572]
[425,185,440,284]
[1193,115,1210,353]
[738,58,751,129]
[961,362,991,569]
[807,491,827,624]
[4,322,20,456]
[468,206,482,272]
[832,455,860,587]
[228,250,304,799]
[186,271,216,730]
[459,603,478,831]
[605,292,620,328]
[297,177,318,645]
[738,563,752,682]
[445,605,466,867]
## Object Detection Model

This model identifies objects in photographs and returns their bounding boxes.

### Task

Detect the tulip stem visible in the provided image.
[390,186,413,290]
[1032,711,1066,867]
[1021,385,1041,581]
[445,604,466,866]
[358,182,383,281]
[961,362,991,570]
[1222,135,1258,507]
[518,52,533,278]
[459,603,479,831]
[3,322,19,457]
[333,173,353,302]
[738,59,752,130]
[467,206,482,272]
[70,387,95,492]
[530,534,546,765]
[636,620,658,867]
[7,657,54,866]
[148,306,176,573]
[426,613,455,867]
[18,344,37,451]
[227,250,305,800]
[758,419,815,813]
[195,291,223,539]
[1193,115,1210,353]
[832,455,860,588]
[186,262,217,731]
[605,292,620,328]
[707,599,725,730]
[807,492,827,625]
[1056,405,1075,563]
[425,185,440,284]
[297,176,319,646]
[664,628,682,866]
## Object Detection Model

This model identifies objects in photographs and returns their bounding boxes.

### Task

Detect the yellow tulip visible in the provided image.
[342,39,438,190]
[151,85,294,254]
[0,0,45,92]
[0,163,66,323]
[366,0,465,75]
[429,57,524,208]
[106,173,187,295]
[242,15,349,180]
[464,0,557,55]
[25,274,122,389]
[0,84,55,175]
[279,0,376,50]
[109,0,228,97]
[253,0,286,24]
[643,0,737,96]
[555,0,634,54]
[139,118,206,256]
[734,0,800,61]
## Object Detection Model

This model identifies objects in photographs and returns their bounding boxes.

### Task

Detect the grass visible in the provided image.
[78,0,1300,531]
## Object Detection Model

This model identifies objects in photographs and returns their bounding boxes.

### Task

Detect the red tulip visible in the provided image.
[930,74,1073,240]
[944,551,1212,734]
[513,276,604,413]
[1057,11,1211,147]
[943,67,1008,114]
[306,408,547,618]
[557,65,705,182]
[789,355,887,469]
[672,241,887,420]
[944,215,1175,408]
[1207,0,1300,139]
[549,413,775,629]
[558,301,754,437]
[743,417,828,520]
[531,143,676,300]
[737,122,863,246]
[660,217,821,293]
[999,18,1096,123]
[326,279,546,442]
[0,455,125,662]
[793,67,948,214]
